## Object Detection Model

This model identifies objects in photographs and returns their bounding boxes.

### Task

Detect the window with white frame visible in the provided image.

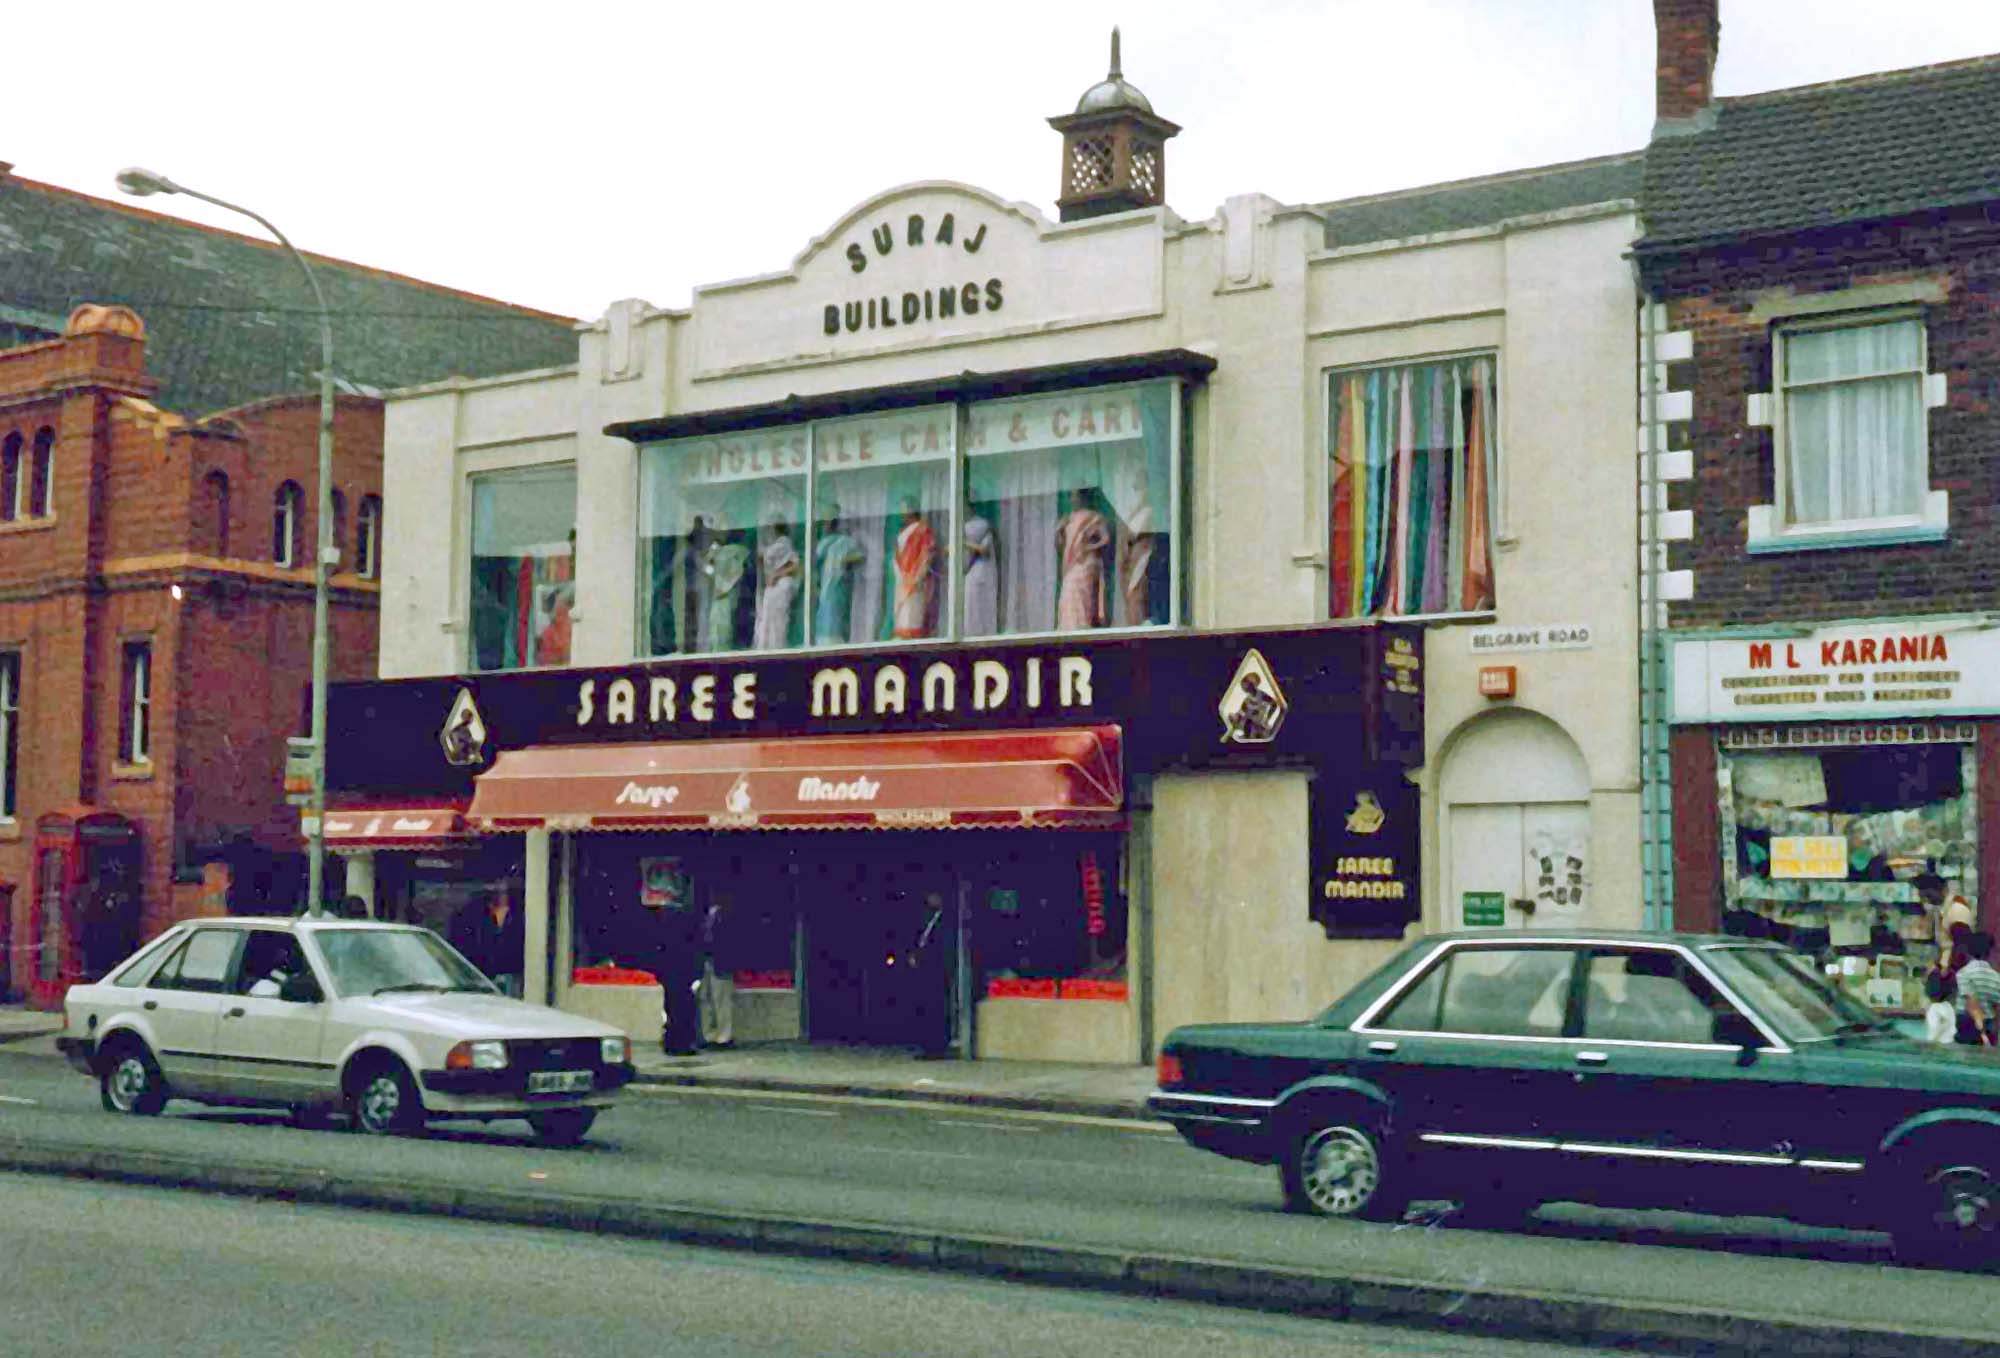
[0,651,18,818]
[1777,315,1927,528]
[356,495,382,579]
[470,466,575,671]
[120,641,151,765]
[273,481,303,566]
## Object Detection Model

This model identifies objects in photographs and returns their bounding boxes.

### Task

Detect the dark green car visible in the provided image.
[1148,931,2000,1269]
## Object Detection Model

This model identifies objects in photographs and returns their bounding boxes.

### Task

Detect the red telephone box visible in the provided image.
[28,808,142,1010]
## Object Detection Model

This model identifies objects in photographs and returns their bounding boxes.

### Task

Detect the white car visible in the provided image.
[58,916,634,1145]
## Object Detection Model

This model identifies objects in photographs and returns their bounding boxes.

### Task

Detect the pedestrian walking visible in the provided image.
[698,897,737,1049]
[635,875,703,1055]
[448,883,525,997]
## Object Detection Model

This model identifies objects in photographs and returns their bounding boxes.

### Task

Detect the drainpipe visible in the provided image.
[1634,265,1675,932]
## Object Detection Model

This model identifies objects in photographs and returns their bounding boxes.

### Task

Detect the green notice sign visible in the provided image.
[1462,892,1506,927]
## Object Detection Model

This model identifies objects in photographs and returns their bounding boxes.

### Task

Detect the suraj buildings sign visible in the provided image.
[1672,621,2000,723]
[824,209,1003,339]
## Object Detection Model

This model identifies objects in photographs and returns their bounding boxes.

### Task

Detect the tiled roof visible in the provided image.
[1317,152,1644,249]
[1639,54,2000,252]
[0,176,578,415]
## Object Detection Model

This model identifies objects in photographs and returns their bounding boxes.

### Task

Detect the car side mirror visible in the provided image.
[1712,1011,1761,1061]
[279,973,323,1005]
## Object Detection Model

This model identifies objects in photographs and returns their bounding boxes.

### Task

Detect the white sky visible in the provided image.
[12,1,2000,320]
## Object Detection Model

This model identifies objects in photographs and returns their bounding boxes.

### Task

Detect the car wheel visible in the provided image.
[527,1108,597,1147]
[1280,1116,1408,1221]
[99,1038,167,1117]
[348,1058,421,1136]
[1893,1146,1999,1269]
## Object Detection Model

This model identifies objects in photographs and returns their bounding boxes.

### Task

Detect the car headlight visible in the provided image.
[445,1039,508,1071]
[601,1035,632,1066]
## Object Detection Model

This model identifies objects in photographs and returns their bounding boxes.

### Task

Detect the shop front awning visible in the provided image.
[466,727,1124,832]
[313,805,471,848]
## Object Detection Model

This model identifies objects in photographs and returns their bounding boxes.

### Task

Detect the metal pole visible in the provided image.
[159,184,336,918]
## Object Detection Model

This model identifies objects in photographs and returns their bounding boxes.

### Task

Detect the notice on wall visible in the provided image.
[1673,621,2000,723]
[1769,835,1848,880]
[1466,623,1593,655]
[1461,892,1506,927]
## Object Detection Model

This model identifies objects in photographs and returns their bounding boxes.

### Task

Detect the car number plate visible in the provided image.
[527,1070,593,1094]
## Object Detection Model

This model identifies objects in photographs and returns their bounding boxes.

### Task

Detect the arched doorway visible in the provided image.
[1439,710,1592,932]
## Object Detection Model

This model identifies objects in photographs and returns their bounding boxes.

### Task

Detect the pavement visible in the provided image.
[4,1005,1995,1358]
[0,1003,1153,1115]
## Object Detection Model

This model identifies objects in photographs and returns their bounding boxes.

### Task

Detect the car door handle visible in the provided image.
[226,1007,246,1019]
[1368,1040,1398,1055]
[1575,1050,1609,1066]
[143,1000,157,1011]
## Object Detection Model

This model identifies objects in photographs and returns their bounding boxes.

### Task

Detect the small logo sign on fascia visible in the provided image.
[1218,648,1287,744]
[440,688,488,768]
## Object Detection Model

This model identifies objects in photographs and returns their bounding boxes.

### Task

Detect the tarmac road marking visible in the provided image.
[750,1104,840,1118]
[629,1083,1172,1133]
[951,1120,1041,1134]
[0,1095,37,1106]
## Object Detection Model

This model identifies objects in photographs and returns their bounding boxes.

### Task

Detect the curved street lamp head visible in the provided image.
[114,166,180,198]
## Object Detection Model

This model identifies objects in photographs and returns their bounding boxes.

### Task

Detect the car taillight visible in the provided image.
[1156,1052,1185,1087]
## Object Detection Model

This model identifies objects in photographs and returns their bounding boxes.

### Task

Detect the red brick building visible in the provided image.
[0,172,576,1004]
[1635,1,2000,1008]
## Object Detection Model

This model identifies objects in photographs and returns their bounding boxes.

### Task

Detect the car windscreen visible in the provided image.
[1702,945,1883,1044]
[311,929,496,999]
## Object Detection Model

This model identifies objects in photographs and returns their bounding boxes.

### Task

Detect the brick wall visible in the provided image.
[0,323,383,999]
[1645,206,2000,630]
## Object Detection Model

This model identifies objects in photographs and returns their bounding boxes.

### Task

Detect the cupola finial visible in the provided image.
[1109,27,1122,80]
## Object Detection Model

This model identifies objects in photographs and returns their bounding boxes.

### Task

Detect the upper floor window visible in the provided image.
[273,481,303,567]
[470,466,575,671]
[0,651,18,818]
[120,640,152,765]
[635,379,1181,657]
[0,432,20,522]
[28,428,53,518]
[356,495,382,580]
[1328,355,1498,619]
[1778,315,1926,528]
[203,471,231,557]
[330,489,348,568]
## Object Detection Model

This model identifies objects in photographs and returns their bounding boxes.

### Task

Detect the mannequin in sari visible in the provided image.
[703,531,750,652]
[814,511,867,643]
[963,514,998,635]
[892,498,937,639]
[1116,499,1156,627]
[752,519,800,650]
[1055,489,1110,631]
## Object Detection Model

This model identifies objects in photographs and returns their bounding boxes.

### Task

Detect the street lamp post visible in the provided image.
[116,167,336,918]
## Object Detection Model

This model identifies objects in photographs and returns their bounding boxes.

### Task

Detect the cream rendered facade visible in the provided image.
[373,177,1638,1060]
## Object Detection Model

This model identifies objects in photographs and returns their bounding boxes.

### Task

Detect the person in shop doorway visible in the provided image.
[1955,931,2000,1048]
[450,883,525,998]
[908,891,954,1060]
[698,897,736,1049]
[1923,969,1959,1045]
[639,888,705,1056]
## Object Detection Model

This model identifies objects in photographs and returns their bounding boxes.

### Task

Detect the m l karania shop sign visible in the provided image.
[1672,620,1998,723]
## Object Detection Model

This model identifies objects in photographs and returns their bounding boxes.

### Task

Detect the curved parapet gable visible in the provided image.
[688,181,1168,380]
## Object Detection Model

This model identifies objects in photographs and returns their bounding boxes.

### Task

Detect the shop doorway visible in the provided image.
[1441,710,1594,931]
[802,847,956,1049]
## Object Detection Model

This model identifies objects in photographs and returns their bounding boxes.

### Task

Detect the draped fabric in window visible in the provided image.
[1329,356,1496,619]
[470,465,577,671]
[1782,319,1925,526]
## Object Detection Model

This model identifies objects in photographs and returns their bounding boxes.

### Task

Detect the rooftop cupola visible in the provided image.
[1047,28,1181,223]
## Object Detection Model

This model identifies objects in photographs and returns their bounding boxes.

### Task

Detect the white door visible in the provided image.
[1449,802,1592,930]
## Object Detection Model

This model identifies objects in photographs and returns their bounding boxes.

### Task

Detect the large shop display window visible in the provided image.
[1328,354,1497,619]
[470,465,578,671]
[975,836,1128,999]
[1720,735,1976,1013]
[637,381,1179,656]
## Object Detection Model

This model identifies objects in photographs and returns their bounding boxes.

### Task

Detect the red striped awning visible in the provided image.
[467,727,1123,832]
[312,805,470,847]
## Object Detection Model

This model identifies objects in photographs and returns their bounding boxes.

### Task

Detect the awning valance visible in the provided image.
[314,805,470,847]
[467,727,1123,832]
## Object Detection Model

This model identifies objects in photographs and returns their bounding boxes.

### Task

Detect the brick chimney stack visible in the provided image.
[1654,0,1720,129]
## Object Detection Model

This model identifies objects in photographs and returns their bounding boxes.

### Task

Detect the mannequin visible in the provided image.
[703,530,749,651]
[1055,488,1110,631]
[892,497,936,639]
[753,519,800,650]
[814,510,867,643]
[1117,499,1156,626]
[963,513,998,635]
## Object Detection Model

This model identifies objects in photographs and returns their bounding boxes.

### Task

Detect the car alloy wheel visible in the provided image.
[351,1063,417,1136]
[1296,1125,1383,1217]
[101,1044,165,1117]
[1925,1163,1997,1249]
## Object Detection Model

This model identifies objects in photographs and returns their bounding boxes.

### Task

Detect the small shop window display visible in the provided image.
[1721,743,1974,1014]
